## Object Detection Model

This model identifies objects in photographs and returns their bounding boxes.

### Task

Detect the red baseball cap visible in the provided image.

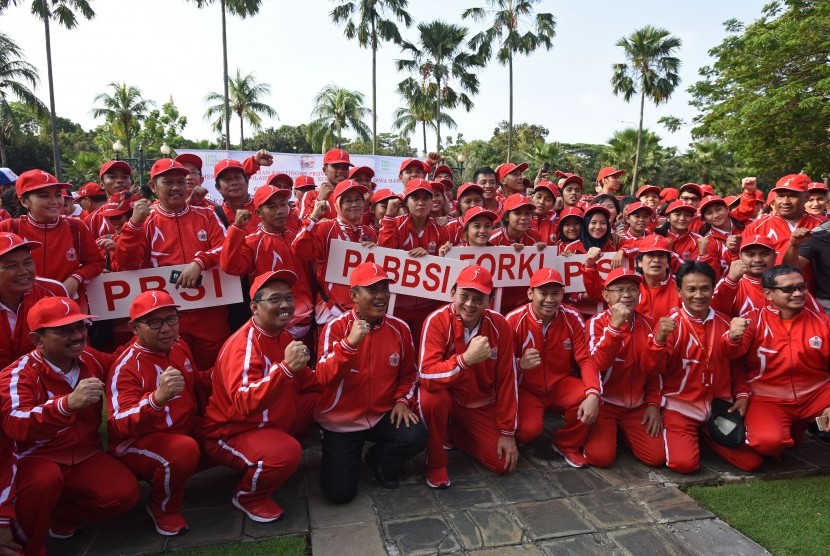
[249,269,298,299]
[349,166,375,180]
[129,290,180,321]
[558,173,585,188]
[534,180,559,198]
[323,148,353,166]
[496,162,529,182]
[294,175,316,190]
[461,206,498,228]
[331,179,369,207]
[456,182,484,200]
[665,200,697,215]
[101,191,136,217]
[773,174,810,193]
[0,232,41,257]
[264,173,293,188]
[28,297,94,331]
[808,182,828,193]
[755,190,765,202]
[150,159,190,180]
[76,182,106,199]
[174,153,203,171]
[455,264,493,295]
[603,268,642,288]
[724,195,739,208]
[740,234,775,252]
[429,180,447,194]
[99,160,132,178]
[213,159,245,180]
[370,188,398,204]
[253,185,291,209]
[403,178,433,198]
[558,206,584,221]
[433,164,453,176]
[15,169,70,197]
[699,195,727,214]
[399,158,428,174]
[679,183,703,198]
[766,190,776,206]
[700,184,715,197]
[624,201,654,217]
[638,234,673,254]
[502,193,535,214]
[349,262,394,288]
[659,187,679,202]
[529,268,565,288]
[636,185,660,198]
[596,167,625,184]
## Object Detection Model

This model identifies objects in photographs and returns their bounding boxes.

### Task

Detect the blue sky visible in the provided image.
[2,0,766,153]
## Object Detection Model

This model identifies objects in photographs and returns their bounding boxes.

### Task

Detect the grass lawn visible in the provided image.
[159,535,308,556]
[687,476,830,556]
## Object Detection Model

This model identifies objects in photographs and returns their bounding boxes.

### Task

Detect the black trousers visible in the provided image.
[320,412,427,504]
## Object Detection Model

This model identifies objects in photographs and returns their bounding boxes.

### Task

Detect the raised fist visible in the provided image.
[130,199,152,226]
[609,302,633,328]
[729,317,750,341]
[155,367,185,404]
[67,378,104,411]
[464,335,492,366]
[741,177,757,193]
[655,317,676,342]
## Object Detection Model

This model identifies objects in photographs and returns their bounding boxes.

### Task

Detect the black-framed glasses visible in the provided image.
[770,283,808,294]
[43,322,88,337]
[605,287,639,295]
[255,295,295,305]
[136,315,180,330]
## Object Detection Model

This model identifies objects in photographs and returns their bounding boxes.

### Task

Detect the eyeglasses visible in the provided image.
[770,283,808,294]
[43,322,88,337]
[255,294,295,305]
[457,291,486,305]
[605,287,640,295]
[136,315,180,330]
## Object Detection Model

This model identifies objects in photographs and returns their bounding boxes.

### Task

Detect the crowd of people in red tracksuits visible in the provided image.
[1,148,829,554]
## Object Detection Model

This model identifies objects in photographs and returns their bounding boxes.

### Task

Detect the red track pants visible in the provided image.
[179,306,230,371]
[515,377,588,451]
[583,403,666,467]
[15,452,140,556]
[745,384,830,457]
[663,409,763,474]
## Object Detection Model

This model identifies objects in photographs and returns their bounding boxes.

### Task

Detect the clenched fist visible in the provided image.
[609,302,633,328]
[463,335,492,366]
[67,378,104,411]
[234,208,252,228]
[284,340,311,371]
[655,317,676,342]
[385,197,401,217]
[520,348,541,370]
[347,319,372,347]
[728,317,750,341]
[726,260,748,282]
[130,199,152,226]
[741,177,757,193]
[155,367,185,404]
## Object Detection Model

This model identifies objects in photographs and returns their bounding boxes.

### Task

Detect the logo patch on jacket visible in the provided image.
[428,241,436,254]
[389,353,400,366]
[809,336,823,349]
[562,338,572,350]
[490,347,498,360]
[197,229,208,241]
[184,359,193,372]
[66,248,76,261]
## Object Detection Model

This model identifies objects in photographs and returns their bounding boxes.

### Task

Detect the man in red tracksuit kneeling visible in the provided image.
[506,268,601,468]
[418,265,519,488]
[315,262,426,503]
[203,271,318,523]
[584,268,667,467]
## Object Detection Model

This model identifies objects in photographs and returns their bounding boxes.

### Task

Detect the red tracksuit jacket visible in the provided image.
[0,348,113,465]
[726,306,830,402]
[300,189,337,221]
[665,229,701,271]
[489,228,541,246]
[114,204,226,270]
[0,216,104,285]
[531,213,558,245]
[743,213,826,264]
[587,309,665,409]
[0,430,15,526]
[85,204,114,239]
[315,310,418,432]
[638,275,679,322]
[0,277,67,369]
[505,303,601,397]
[712,273,822,317]
[444,217,464,245]
[107,339,209,452]
[379,214,448,255]
[648,305,747,422]
[202,318,317,439]
[419,304,518,436]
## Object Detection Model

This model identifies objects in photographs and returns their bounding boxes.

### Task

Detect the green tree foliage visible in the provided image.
[680,139,744,193]
[204,69,276,146]
[463,0,555,161]
[0,32,47,167]
[134,101,189,155]
[307,85,371,152]
[393,79,457,154]
[602,128,676,189]
[344,132,417,156]
[241,125,313,153]
[689,0,830,181]
[92,82,155,159]
[489,120,548,164]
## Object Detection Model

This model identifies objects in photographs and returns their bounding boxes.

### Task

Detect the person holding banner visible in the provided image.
[113,159,229,371]
[418,265,519,488]
[554,207,584,253]
[505,268,600,468]
[315,262,425,503]
[438,207,498,255]
[203,270,318,523]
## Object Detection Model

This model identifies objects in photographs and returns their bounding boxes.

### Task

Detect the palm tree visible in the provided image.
[0,32,47,167]
[611,25,682,193]
[520,141,566,175]
[91,82,155,159]
[603,127,674,187]
[307,85,371,152]
[184,0,263,150]
[330,0,412,155]
[204,70,277,146]
[393,79,456,154]
[682,140,741,191]
[0,0,95,178]
[463,0,555,162]
[397,20,482,152]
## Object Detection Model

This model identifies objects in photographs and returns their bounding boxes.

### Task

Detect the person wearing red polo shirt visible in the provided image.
[113,159,228,371]
[315,263,425,503]
[726,265,830,457]
[418,265,519,487]
[203,271,318,523]
[584,268,666,467]
[1,297,140,555]
[712,235,778,317]
[505,268,600,467]
[596,167,624,195]
[108,290,210,536]
[301,148,354,221]
[647,262,763,474]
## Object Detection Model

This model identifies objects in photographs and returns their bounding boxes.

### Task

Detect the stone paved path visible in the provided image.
[46,430,830,555]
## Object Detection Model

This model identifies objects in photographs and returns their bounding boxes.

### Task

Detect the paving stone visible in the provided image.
[447,506,524,549]
[521,441,573,470]
[511,499,595,540]
[435,484,500,509]
[371,483,440,520]
[308,489,376,529]
[592,453,658,489]
[475,545,545,556]
[757,450,818,477]
[243,495,309,539]
[85,518,164,556]
[653,463,720,487]
[544,468,611,496]
[312,521,386,556]
[306,465,322,496]
[166,504,244,550]
[383,514,461,555]
[303,443,323,468]
[46,525,98,556]
[490,469,561,503]
[788,438,830,470]
[669,518,769,555]
[627,486,714,523]
[539,533,619,556]
[184,472,239,509]
[571,490,653,529]
[606,524,693,556]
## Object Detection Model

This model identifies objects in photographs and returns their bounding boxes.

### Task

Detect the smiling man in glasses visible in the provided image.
[726,264,830,458]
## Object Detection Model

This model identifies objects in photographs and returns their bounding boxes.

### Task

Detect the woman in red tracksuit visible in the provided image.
[698,195,743,281]
[438,206,498,255]
[530,181,559,245]
[554,207,583,253]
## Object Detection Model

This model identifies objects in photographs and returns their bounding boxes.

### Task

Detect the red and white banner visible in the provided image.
[86,266,244,320]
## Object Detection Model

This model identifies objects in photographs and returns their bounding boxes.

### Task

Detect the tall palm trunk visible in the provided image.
[42,0,61,178]
[371,19,377,155]
[435,77,442,152]
[632,85,646,194]
[239,112,244,146]
[221,0,231,150]
[507,52,514,163]
[422,120,427,154]
[0,129,7,167]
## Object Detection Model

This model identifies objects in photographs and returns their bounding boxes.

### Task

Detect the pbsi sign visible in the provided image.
[86,266,244,320]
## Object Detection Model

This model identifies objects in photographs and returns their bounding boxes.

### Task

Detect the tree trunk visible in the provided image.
[42,0,61,179]
[220,0,231,150]
[435,77,442,152]
[422,120,427,154]
[239,113,244,146]
[507,52,513,163]
[371,20,377,155]
[0,127,7,167]
[632,86,646,194]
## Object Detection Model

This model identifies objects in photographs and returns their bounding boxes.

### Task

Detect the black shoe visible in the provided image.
[365,448,400,489]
